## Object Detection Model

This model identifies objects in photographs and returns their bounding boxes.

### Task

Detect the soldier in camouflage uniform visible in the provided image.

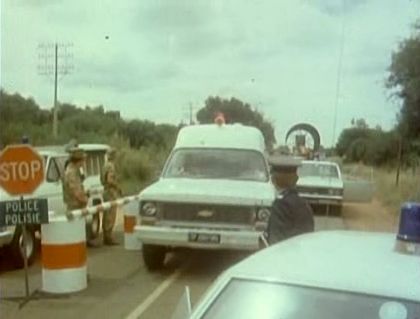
[101,148,121,245]
[63,147,88,220]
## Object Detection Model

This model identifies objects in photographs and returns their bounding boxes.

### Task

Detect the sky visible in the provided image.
[1,0,419,147]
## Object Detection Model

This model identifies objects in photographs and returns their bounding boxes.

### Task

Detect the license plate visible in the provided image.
[188,232,220,244]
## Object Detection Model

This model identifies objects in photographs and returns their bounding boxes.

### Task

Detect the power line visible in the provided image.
[37,42,74,138]
[331,0,346,147]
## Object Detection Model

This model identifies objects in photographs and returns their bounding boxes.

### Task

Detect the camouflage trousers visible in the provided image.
[103,188,120,240]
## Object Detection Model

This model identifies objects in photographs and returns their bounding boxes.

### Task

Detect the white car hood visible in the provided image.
[298,176,343,189]
[140,178,276,206]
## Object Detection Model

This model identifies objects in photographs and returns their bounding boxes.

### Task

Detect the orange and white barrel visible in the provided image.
[123,200,142,250]
[41,215,87,293]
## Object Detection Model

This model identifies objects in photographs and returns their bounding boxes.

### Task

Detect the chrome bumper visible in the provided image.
[0,230,13,247]
[300,194,343,206]
[134,225,261,250]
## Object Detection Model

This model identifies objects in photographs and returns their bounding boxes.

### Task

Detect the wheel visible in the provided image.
[142,244,166,270]
[9,226,39,268]
[330,205,343,216]
[86,212,101,241]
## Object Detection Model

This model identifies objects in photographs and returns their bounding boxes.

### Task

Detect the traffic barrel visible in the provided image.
[122,200,142,250]
[41,214,87,293]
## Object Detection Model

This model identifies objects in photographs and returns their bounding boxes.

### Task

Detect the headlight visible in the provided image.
[256,208,271,222]
[142,202,157,216]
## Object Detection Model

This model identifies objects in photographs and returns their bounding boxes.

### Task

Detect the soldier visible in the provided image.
[63,147,89,220]
[101,148,121,245]
[267,156,314,245]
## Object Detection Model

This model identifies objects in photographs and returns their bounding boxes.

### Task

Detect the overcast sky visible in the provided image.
[1,0,419,146]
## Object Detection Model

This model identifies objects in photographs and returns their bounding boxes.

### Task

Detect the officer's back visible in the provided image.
[267,156,314,245]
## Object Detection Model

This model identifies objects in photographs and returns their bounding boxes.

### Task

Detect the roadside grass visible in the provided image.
[115,144,170,196]
[374,168,420,214]
[340,161,420,215]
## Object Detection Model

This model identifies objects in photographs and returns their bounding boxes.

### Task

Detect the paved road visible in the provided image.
[0,202,390,319]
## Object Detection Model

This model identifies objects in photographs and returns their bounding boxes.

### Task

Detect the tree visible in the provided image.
[387,22,420,139]
[196,96,276,150]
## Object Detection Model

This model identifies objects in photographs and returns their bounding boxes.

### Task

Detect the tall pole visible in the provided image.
[38,42,73,139]
[53,43,58,138]
[396,136,403,187]
[189,103,193,125]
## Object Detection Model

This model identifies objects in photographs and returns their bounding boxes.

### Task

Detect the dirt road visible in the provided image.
[0,200,397,319]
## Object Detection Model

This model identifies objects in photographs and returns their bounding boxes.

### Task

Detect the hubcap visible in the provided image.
[19,230,34,259]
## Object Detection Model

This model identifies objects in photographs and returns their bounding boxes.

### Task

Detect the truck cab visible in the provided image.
[134,123,276,270]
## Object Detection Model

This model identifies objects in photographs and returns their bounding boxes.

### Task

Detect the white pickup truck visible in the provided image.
[0,144,108,267]
[134,123,276,270]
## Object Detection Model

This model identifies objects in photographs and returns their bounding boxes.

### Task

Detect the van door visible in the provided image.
[38,157,65,214]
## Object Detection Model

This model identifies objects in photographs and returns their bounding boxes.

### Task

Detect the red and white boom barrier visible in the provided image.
[70,194,142,251]
[70,194,141,218]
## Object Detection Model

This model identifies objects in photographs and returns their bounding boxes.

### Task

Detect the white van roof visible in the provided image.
[175,124,266,152]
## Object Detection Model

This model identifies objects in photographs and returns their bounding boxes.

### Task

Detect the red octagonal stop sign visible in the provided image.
[0,145,45,196]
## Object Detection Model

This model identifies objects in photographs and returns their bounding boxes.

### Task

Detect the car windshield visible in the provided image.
[298,163,339,179]
[201,279,420,319]
[164,149,268,182]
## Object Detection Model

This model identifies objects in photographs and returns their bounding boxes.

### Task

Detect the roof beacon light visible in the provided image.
[395,202,420,255]
[214,112,225,126]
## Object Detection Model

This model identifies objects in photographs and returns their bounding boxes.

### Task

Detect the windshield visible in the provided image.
[201,279,420,319]
[298,163,339,179]
[164,149,268,182]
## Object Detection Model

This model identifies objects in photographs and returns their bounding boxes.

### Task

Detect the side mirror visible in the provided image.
[170,286,192,319]
[154,169,162,181]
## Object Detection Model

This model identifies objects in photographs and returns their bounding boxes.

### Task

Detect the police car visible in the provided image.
[0,144,108,267]
[135,119,276,270]
[172,203,420,319]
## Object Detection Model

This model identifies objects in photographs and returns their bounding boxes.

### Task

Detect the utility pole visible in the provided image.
[38,42,73,139]
[53,44,58,138]
[189,103,193,125]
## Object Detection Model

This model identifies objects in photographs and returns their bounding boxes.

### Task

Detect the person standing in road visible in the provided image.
[267,156,314,245]
[63,147,89,220]
[101,148,121,245]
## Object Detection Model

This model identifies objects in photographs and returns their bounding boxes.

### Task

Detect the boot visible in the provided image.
[103,235,119,246]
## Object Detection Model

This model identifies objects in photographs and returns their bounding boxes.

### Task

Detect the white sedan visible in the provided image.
[297,160,344,215]
[174,230,420,319]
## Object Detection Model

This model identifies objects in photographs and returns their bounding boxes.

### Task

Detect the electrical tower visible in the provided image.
[37,42,74,138]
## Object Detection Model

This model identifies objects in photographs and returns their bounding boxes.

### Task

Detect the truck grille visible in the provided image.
[297,186,330,195]
[159,203,253,225]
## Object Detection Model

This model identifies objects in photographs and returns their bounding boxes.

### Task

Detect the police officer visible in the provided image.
[101,148,121,245]
[267,156,314,245]
[63,147,88,220]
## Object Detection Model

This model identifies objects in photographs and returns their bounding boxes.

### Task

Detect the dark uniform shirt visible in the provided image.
[267,188,314,245]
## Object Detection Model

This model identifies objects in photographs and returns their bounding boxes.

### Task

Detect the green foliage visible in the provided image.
[0,90,178,191]
[196,96,276,150]
[336,121,400,166]
[387,22,420,139]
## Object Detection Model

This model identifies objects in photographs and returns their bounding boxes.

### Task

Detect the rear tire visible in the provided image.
[9,226,38,269]
[142,244,166,271]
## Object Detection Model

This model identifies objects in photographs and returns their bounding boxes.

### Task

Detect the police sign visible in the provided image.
[0,198,49,226]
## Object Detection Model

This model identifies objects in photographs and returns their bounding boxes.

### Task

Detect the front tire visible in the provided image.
[9,226,38,268]
[142,244,166,271]
[86,212,101,241]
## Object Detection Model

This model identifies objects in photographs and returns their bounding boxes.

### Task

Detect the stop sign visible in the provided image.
[0,145,45,196]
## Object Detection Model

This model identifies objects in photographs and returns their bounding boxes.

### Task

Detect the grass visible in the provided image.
[341,161,420,215]
[114,143,171,196]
